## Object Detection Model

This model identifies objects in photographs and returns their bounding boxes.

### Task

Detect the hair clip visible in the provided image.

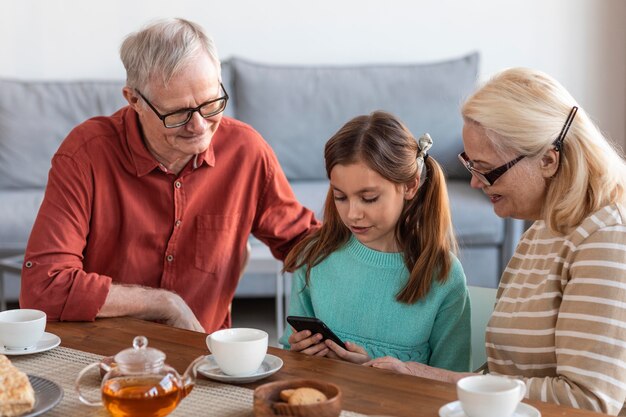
[553,106,578,152]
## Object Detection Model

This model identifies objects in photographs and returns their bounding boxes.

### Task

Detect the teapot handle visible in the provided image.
[75,361,108,406]
[181,355,213,398]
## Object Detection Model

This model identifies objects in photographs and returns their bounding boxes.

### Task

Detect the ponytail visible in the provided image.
[396,157,457,303]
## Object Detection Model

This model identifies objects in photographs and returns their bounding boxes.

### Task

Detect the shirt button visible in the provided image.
[175,219,182,227]
[174,181,182,189]
[166,255,174,262]
[24,261,33,268]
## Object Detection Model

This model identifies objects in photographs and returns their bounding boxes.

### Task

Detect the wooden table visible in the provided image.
[48,318,606,417]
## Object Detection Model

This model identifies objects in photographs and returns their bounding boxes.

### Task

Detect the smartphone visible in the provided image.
[286,315,346,350]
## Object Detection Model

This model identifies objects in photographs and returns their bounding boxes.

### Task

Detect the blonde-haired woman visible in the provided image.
[366,68,626,415]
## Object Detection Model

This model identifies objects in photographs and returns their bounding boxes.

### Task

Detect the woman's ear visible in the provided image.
[540,148,560,178]
[404,178,419,200]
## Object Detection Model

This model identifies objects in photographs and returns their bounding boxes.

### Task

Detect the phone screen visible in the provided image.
[286,316,346,349]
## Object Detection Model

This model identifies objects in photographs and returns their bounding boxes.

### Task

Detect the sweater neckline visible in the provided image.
[345,236,405,268]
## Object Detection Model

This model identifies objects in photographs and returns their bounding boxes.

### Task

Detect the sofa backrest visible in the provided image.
[0,62,235,190]
[230,53,478,181]
[0,79,126,189]
[0,56,476,189]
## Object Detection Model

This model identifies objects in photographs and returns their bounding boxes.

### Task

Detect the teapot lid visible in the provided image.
[114,336,165,367]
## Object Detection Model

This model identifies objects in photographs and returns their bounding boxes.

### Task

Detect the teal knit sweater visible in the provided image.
[280,236,471,372]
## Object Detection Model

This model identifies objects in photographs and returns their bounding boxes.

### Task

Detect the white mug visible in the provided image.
[0,309,46,350]
[206,328,268,376]
[457,375,526,417]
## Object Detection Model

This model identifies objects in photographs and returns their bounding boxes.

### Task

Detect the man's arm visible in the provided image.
[98,284,204,332]
[252,145,320,259]
[21,151,205,332]
[20,152,109,321]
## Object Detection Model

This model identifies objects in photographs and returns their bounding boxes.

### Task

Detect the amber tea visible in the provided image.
[102,375,182,417]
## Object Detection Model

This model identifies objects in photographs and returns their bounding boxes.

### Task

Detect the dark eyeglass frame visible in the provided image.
[457,152,526,186]
[458,105,578,186]
[136,82,229,128]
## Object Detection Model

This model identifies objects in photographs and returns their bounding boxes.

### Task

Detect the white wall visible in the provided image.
[2,0,625,149]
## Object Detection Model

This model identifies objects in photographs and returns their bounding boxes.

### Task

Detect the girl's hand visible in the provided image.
[324,340,371,364]
[288,328,329,356]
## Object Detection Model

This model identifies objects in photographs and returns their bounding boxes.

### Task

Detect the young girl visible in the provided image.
[279,111,471,372]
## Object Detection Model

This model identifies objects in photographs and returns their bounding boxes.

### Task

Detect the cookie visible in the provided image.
[286,387,328,405]
[279,388,296,402]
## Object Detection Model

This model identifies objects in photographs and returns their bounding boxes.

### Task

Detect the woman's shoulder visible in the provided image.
[574,203,626,241]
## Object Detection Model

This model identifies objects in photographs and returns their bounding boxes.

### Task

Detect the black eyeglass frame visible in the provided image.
[136,82,229,128]
[457,152,526,186]
[458,105,579,186]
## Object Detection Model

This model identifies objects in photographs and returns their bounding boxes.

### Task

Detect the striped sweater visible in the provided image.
[486,204,626,415]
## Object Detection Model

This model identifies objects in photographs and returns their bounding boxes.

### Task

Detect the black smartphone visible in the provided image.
[286,315,346,349]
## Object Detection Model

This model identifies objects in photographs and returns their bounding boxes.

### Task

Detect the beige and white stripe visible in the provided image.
[486,204,626,415]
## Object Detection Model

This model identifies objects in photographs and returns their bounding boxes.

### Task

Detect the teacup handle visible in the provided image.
[75,361,108,406]
[514,379,527,401]
[206,334,213,353]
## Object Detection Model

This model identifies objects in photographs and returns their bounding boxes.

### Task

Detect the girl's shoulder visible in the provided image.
[447,252,467,282]
[431,252,467,293]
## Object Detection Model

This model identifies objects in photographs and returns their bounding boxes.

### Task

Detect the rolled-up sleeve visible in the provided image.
[20,152,111,321]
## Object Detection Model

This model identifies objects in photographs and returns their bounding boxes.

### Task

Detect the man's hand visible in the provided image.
[98,284,205,332]
[155,290,205,332]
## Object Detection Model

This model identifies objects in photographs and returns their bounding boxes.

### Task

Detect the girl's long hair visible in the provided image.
[283,111,457,303]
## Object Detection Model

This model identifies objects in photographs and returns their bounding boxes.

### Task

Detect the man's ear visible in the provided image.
[123,87,142,112]
[540,148,560,178]
[404,178,419,200]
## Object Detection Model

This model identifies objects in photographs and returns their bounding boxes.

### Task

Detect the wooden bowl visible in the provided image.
[253,379,342,417]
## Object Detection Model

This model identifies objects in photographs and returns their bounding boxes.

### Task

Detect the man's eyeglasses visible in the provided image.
[458,106,578,186]
[136,83,229,128]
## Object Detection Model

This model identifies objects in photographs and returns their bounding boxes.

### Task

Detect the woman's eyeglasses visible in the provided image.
[458,106,578,186]
[457,152,525,186]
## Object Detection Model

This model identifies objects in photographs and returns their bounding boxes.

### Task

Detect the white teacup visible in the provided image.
[0,309,47,350]
[206,328,268,376]
[457,375,526,417]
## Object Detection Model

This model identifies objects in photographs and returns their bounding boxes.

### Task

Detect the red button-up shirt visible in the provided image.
[20,107,319,332]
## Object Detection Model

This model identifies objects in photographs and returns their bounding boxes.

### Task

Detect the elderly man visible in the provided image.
[20,18,319,333]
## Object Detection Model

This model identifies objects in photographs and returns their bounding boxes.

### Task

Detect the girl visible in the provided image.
[366,68,626,415]
[279,111,471,372]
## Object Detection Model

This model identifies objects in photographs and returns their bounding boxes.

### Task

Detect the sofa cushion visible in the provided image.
[0,79,126,189]
[289,180,328,219]
[0,189,44,251]
[0,65,235,190]
[220,61,235,118]
[231,53,478,181]
[447,181,503,245]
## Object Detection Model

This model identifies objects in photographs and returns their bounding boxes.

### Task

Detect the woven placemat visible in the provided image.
[11,346,367,416]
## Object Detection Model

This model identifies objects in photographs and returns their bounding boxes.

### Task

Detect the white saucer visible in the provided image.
[197,353,283,383]
[439,401,541,417]
[0,332,61,356]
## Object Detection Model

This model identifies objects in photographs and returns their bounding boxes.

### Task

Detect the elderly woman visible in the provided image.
[365,68,626,415]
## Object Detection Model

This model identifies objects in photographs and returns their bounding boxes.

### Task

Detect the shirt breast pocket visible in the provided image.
[195,214,241,274]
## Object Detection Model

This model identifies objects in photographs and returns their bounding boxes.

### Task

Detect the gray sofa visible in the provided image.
[0,52,523,303]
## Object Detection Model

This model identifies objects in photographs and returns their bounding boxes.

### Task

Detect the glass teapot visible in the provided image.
[75,335,210,417]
